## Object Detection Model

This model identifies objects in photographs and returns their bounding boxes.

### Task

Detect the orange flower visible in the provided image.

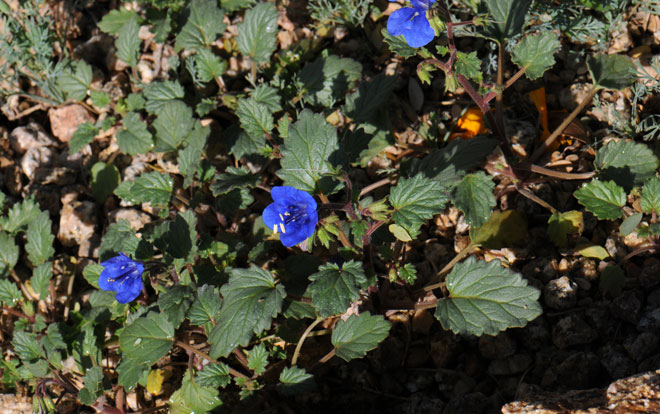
[449,107,487,140]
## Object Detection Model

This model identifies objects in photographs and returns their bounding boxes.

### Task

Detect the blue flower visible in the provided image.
[262,186,318,247]
[98,253,144,303]
[387,0,436,48]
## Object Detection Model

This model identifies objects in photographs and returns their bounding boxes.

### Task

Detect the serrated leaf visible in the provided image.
[0,232,19,277]
[381,28,418,58]
[117,112,153,155]
[236,97,274,139]
[216,188,254,214]
[58,60,92,101]
[90,162,121,203]
[157,211,197,260]
[298,55,362,107]
[595,140,659,190]
[143,80,185,113]
[121,171,174,207]
[12,331,44,362]
[69,122,99,153]
[196,362,231,388]
[119,312,174,366]
[397,263,417,285]
[211,166,259,196]
[0,196,41,234]
[276,110,341,194]
[511,31,561,80]
[454,51,482,83]
[547,210,583,247]
[308,261,367,318]
[0,279,22,307]
[251,84,281,112]
[390,174,449,238]
[90,90,110,108]
[31,263,52,300]
[195,48,226,82]
[277,366,315,396]
[99,8,140,34]
[587,54,636,90]
[453,172,496,227]
[25,211,54,266]
[153,100,195,152]
[99,220,140,261]
[158,285,192,329]
[574,180,625,220]
[479,0,532,42]
[471,210,527,248]
[188,285,222,334]
[435,257,542,336]
[237,2,278,64]
[178,144,203,189]
[79,366,104,405]
[175,0,226,51]
[331,312,390,361]
[126,93,145,111]
[576,242,610,260]
[169,372,222,414]
[227,123,267,159]
[208,266,285,358]
[116,16,141,67]
[247,344,268,375]
[620,212,642,236]
[344,74,396,123]
[641,178,660,214]
[118,357,148,391]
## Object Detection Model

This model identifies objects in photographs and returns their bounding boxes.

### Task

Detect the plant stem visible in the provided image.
[359,178,394,198]
[173,341,249,380]
[2,306,35,323]
[318,193,352,248]
[529,87,599,162]
[318,348,336,364]
[424,242,477,291]
[292,317,324,366]
[516,186,558,214]
[522,164,596,180]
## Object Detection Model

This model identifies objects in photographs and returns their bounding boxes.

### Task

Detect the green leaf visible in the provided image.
[308,261,367,318]
[90,162,121,203]
[278,366,316,396]
[511,31,561,80]
[576,242,610,260]
[454,51,482,83]
[158,286,193,329]
[237,2,278,64]
[344,74,396,123]
[222,0,255,12]
[595,139,659,190]
[153,100,195,152]
[196,362,231,388]
[117,357,148,391]
[0,279,22,307]
[547,210,583,247]
[479,0,532,42]
[12,331,45,362]
[58,60,92,101]
[195,48,226,82]
[98,220,140,261]
[169,372,222,414]
[156,211,197,260]
[388,223,412,242]
[390,174,450,238]
[298,55,362,107]
[381,28,418,58]
[600,265,624,296]
[587,54,636,90]
[435,257,542,336]
[126,93,146,111]
[175,0,226,52]
[251,84,282,112]
[0,196,41,234]
[0,232,19,277]
[118,171,173,207]
[117,112,153,155]
[574,180,625,220]
[69,122,99,154]
[247,344,268,375]
[620,212,642,236]
[641,178,660,214]
[31,263,52,300]
[143,80,185,113]
[276,110,341,194]
[216,188,254,213]
[178,144,203,189]
[397,263,417,285]
[119,312,174,366]
[208,266,286,358]
[99,8,140,34]
[90,90,110,108]
[188,285,222,334]
[471,210,527,248]
[236,97,274,140]
[116,16,141,67]
[211,166,259,196]
[25,211,54,266]
[331,312,390,361]
[452,172,496,227]
[79,366,104,405]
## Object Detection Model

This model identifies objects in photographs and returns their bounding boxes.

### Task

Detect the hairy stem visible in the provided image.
[292,317,325,366]
[174,341,249,380]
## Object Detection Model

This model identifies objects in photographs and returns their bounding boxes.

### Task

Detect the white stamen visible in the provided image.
[279,213,284,221]
[280,223,286,233]
[273,224,278,234]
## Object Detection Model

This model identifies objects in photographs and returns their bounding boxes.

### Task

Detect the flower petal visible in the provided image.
[280,226,307,247]
[387,7,416,37]
[403,14,435,48]
[114,274,143,303]
[262,202,284,228]
[411,0,435,10]
[270,186,299,203]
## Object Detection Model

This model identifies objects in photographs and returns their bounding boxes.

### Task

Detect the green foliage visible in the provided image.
[0,197,42,234]
[237,2,278,64]
[298,55,362,107]
[594,139,659,190]
[434,257,542,336]
[58,60,92,101]
[0,279,22,307]
[115,171,174,207]
[344,74,396,123]
[511,31,561,80]
[574,180,626,220]
[587,54,636,90]
[390,175,450,238]
[452,172,496,227]
[153,101,195,152]
[479,0,532,42]
[641,178,660,214]
[116,113,154,155]
[308,0,373,28]
[175,0,226,52]
[196,362,231,388]
[277,366,316,396]
[116,16,141,67]
[331,312,390,361]
[169,372,222,413]
[31,263,52,300]
[308,261,367,317]
[91,162,121,203]
[0,232,19,277]
[69,123,99,154]
[382,28,418,58]
[143,80,185,113]
[247,344,268,375]
[25,211,55,266]
[619,212,642,236]
[119,312,174,367]
[547,211,583,247]
[188,285,222,333]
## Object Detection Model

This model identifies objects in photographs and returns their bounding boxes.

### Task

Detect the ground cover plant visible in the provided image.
[0,0,659,412]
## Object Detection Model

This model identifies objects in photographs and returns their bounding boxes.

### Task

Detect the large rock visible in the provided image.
[48,104,94,143]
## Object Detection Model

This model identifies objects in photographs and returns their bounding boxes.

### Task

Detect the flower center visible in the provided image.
[274,203,308,234]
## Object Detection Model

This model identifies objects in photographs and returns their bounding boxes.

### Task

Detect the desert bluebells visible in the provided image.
[387,0,436,48]
[98,252,144,303]
[262,186,318,247]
